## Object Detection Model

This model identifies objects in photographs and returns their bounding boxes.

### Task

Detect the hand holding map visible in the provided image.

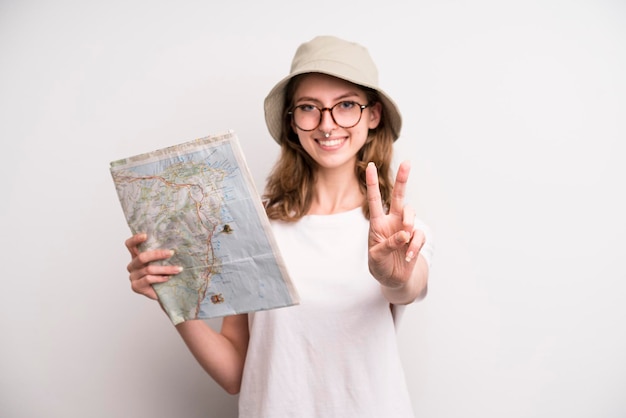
[110,130,299,325]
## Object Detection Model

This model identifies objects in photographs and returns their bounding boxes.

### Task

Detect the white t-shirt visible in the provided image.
[238,207,433,418]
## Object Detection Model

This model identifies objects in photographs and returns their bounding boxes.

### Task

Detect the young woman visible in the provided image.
[125,35,433,418]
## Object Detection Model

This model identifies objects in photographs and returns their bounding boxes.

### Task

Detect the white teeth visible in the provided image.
[319,139,342,147]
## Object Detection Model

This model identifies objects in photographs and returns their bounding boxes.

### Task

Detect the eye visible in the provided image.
[337,101,357,110]
[297,104,318,113]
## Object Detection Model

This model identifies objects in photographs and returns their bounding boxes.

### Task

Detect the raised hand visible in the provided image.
[366,161,426,295]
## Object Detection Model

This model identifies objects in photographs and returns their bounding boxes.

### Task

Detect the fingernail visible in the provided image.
[405,251,414,262]
[169,250,175,257]
[176,266,183,273]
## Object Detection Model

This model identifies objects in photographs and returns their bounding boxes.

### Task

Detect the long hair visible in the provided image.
[262,75,395,222]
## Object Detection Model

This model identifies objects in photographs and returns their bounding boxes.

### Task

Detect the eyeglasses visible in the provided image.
[288,101,371,132]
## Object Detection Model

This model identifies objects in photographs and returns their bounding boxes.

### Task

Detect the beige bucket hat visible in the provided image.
[263,35,403,143]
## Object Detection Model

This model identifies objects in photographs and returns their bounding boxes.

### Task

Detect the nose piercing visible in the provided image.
[324,132,330,138]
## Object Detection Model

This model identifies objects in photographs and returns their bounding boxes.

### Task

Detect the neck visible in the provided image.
[307,166,364,215]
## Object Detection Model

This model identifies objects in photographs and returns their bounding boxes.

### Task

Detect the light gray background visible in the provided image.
[1,1,625,417]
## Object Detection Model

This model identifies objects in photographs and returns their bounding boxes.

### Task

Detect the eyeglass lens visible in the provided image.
[291,101,367,131]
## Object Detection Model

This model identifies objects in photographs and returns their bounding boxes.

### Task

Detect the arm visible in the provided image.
[125,233,250,394]
[365,161,430,305]
[176,314,249,395]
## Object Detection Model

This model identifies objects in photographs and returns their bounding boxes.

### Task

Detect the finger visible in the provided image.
[389,161,411,217]
[370,230,413,259]
[130,274,169,300]
[370,227,425,263]
[128,262,182,281]
[129,263,181,299]
[402,205,416,234]
[126,249,175,273]
[366,162,385,220]
[404,228,426,263]
[125,233,147,257]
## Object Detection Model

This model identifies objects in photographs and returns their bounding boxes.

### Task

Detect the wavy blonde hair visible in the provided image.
[263,75,395,222]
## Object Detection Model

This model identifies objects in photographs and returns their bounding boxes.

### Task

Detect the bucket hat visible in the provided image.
[263,35,402,143]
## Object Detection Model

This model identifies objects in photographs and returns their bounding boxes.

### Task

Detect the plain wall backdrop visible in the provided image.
[1,1,625,417]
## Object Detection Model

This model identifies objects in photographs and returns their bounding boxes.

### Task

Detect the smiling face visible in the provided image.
[290,73,382,172]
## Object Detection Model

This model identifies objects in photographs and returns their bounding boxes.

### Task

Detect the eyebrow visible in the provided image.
[294,91,363,105]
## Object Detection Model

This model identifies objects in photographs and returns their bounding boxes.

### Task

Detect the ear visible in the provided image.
[367,102,382,129]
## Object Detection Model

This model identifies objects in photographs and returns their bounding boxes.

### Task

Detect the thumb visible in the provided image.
[371,230,411,258]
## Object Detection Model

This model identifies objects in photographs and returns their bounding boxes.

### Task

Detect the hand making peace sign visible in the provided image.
[366,160,427,299]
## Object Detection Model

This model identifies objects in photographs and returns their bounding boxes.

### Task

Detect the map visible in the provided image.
[110,130,299,325]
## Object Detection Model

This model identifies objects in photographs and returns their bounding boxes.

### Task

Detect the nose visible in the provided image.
[318,107,337,133]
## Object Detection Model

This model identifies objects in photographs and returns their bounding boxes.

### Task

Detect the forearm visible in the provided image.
[381,254,429,305]
[175,314,249,394]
